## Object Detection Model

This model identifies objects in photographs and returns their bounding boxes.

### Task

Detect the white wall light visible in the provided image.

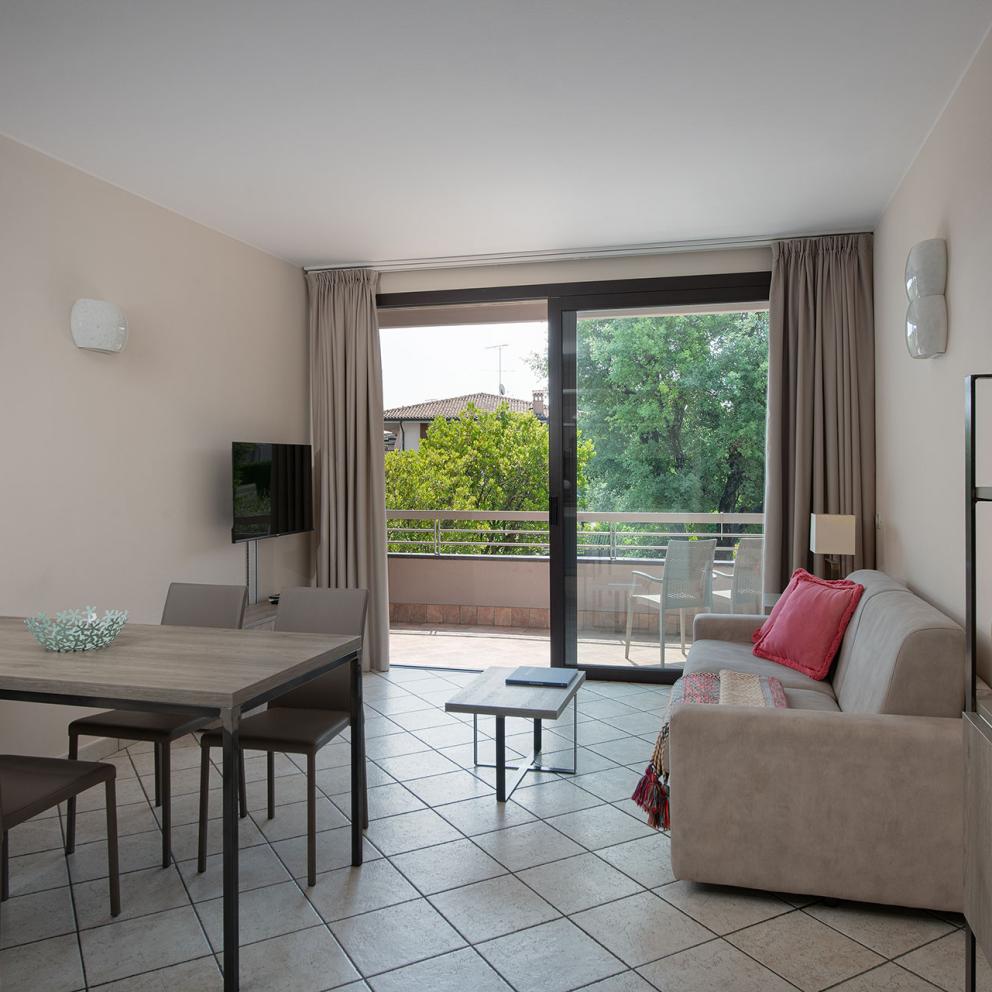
[905,239,947,359]
[70,299,128,353]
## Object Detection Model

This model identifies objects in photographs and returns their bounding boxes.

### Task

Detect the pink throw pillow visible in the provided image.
[752,571,864,680]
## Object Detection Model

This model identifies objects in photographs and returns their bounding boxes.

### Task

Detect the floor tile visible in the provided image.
[804,901,955,958]
[575,973,656,992]
[0,884,76,948]
[368,946,511,992]
[573,766,644,803]
[198,879,323,951]
[0,932,84,992]
[86,955,223,991]
[546,804,656,850]
[364,808,462,856]
[178,844,291,902]
[228,925,359,992]
[473,819,584,871]
[403,769,494,806]
[391,837,505,894]
[601,711,665,736]
[333,782,425,820]
[250,794,349,842]
[585,737,655,766]
[546,746,619,773]
[374,749,461,781]
[270,825,381,879]
[572,891,711,967]
[409,722,480,749]
[830,961,953,991]
[74,864,190,929]
[728,910,885,992]
[4,846,70,898]
[356,715,403,739]
[306,858,419,922]
[317,761,394,796]
[329,898,465,975]
[477,917,625,992]
[638,937,795,991]
[519,852,643,914]
[655,881,791,935]
[429,873,559,942]
[79,905,211,986]
[547,719,629,748]
[513,780,605,817]
[897,930,992,992]
[371,695,438,717]
[595,835,674,888]
[433,795,536,836]
[6,816,64,857]
[364,732,432,760]
[72,776,147,813]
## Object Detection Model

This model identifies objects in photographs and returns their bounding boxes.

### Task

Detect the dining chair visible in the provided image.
[66,582,248,868]
[1,755,120,918]
[196,586,369,886]
[624,538,717,664]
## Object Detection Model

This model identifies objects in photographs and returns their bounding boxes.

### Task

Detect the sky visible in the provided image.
[380,321,548,410]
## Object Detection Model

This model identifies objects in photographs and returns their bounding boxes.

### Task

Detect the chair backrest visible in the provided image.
[730,537,763,614]
[662,539,717,609]
[161,582,247,629]
[272,587,369,711]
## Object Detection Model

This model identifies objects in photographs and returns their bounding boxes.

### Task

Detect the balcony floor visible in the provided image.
[389,622,692,669]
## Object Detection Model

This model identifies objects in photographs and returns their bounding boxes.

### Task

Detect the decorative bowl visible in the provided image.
[25,607,128,652]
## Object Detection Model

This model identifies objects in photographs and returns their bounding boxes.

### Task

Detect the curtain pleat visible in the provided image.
[763,234,876,592]
[306,268,390,671]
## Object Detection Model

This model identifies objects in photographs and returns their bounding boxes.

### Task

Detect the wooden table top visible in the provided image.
[445,667,586,720]
[0,618,362,711]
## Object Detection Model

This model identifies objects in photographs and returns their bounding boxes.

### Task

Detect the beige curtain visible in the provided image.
[306,268,389,671]
[763,234,876,592]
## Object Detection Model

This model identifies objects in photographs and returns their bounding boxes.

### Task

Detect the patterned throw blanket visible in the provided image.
[632,670,788,830]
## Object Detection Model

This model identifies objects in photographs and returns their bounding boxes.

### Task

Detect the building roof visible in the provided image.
[383,393,536,421]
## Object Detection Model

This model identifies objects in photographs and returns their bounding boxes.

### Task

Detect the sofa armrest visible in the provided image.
[668,706,963,910]
[692,613,764,643]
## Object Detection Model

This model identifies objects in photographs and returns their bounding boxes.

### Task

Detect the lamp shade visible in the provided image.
[809,514,856,556]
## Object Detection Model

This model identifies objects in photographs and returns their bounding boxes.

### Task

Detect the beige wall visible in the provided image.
[378,247,772,295]
[874,31,992,680]
[0,135,310,756]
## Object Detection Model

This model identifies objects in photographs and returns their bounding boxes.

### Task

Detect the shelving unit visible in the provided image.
[965,374,992,992]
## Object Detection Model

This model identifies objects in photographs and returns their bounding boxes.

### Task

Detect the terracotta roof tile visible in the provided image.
[383,392,536,420]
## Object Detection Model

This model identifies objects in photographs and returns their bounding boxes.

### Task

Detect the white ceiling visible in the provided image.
[1,0,990,268]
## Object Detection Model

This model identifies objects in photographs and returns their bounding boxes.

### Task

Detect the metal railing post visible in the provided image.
[434,516,441,557]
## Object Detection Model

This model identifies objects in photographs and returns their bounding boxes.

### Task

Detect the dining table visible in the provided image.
[0,616,364,992]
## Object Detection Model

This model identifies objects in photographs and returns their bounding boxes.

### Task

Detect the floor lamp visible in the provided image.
[810,514,856,580]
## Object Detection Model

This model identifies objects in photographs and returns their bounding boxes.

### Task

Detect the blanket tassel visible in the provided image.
[632,764,670,831]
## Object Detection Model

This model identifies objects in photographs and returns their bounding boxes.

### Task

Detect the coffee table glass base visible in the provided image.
[473,698,579,802]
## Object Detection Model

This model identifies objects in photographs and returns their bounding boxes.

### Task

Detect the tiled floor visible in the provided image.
[390,623,693,669]
[0,667,986,992]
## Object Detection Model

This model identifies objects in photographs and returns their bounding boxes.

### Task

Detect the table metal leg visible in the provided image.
[533,718,542,758]
[349,653,363,867]
[966,926,977,992]
[495,716,506,802]
[221,709,241,992]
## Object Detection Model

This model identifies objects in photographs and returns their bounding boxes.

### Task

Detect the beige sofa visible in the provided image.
[669,569,965,911]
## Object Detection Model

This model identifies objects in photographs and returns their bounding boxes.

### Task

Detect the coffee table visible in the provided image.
[445,667,585,801]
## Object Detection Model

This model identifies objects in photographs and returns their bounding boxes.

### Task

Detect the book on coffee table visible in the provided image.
[505,667,577,689]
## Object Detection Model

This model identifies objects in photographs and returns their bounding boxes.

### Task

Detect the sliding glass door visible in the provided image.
[549,286,770,683]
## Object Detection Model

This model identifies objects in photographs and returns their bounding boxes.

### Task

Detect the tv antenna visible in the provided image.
[486,343,508,396]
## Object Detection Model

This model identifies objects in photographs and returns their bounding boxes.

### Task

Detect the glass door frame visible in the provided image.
[548,279,772,683]
[374,270,771,683]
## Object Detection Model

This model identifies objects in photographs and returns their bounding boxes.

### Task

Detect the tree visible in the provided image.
[385,402,593,554]
[528,311,768,515]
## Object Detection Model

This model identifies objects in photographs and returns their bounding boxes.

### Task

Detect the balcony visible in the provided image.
[387,509,763,669]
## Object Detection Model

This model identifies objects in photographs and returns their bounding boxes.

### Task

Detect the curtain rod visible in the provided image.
[303,229,870,274]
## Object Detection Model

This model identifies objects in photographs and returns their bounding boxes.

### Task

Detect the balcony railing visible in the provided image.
[386,509,763,562]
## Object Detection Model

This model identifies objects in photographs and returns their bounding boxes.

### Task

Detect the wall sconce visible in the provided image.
[70,299,128,353]
[905,239,947,359]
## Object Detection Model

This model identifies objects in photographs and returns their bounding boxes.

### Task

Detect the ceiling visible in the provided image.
[1,0,990,268]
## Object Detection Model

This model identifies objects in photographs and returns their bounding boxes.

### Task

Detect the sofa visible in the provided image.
[668,569,966,911]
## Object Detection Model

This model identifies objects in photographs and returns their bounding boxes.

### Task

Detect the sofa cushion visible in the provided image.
[831,570,964,717]
[752,572,864,680]
[683,639,837,699]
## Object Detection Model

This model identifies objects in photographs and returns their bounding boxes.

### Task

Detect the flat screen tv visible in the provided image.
[232,442,313,543]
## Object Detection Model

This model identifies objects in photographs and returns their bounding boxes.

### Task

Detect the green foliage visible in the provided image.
[530,311,768,514]
[385,403,593,554]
